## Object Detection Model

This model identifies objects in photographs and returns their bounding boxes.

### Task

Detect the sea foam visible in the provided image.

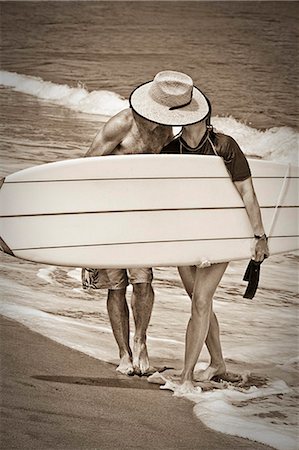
[0,70,129,117]
[1,70,298,165]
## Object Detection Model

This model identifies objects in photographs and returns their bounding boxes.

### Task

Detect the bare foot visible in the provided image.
[195,362,226,382]
[161,378,202,396]
[175,380,202,396]
[133,339,150,375]
[116,354,134,376]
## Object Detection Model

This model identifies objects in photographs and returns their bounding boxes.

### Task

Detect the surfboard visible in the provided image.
[0,154,298,268]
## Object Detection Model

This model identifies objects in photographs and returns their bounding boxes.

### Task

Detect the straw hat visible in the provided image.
[129,70,210,126]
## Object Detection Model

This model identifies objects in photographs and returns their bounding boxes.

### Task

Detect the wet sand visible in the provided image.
[0,315,275,450]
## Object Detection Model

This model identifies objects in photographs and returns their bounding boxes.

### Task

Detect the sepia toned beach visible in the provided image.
[0,2,298,449]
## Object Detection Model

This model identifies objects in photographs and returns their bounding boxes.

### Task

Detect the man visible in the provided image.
[83,83,174,375]
[129,70,269,392]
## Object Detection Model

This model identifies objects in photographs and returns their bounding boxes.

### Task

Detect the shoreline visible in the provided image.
[0,315,275,450]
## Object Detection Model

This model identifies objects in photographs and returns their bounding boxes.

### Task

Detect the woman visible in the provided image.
[162,116,269,393]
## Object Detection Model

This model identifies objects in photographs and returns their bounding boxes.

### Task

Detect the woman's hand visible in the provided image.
[251,235,270,262]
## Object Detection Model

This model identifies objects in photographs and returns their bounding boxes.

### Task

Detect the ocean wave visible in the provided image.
[1,70,298,164]
[0,70,129,116]
[213,117,298,164]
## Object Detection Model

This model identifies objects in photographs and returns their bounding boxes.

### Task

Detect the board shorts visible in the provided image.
[81,268,153,290]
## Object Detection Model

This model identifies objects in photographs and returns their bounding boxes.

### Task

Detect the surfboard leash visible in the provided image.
[267,163,291,238]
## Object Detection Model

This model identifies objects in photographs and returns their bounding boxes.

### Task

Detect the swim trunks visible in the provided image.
[82,267,153,290]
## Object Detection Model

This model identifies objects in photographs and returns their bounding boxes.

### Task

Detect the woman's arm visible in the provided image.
[234,177,269,261]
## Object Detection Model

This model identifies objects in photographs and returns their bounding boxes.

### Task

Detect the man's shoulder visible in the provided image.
[104,108,133,137]
[109,108,133,127]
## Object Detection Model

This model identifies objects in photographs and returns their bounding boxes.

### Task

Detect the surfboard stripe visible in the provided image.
[10,235,299,252]
[0,205,297,219]
[5,175,299,183]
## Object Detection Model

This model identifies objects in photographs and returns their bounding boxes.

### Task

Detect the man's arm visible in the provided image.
[85,109,131,157]
[234,177,269,261]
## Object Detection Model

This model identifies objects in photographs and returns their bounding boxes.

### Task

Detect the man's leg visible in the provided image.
[107,288,134,375]
[180,263,228,389]
[178,265,227,381]
[131,282,154,375]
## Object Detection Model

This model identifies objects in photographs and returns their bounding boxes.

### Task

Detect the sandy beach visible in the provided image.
[1,315,277,450]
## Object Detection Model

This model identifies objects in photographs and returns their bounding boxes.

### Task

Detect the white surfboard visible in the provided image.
[0,154,298,268]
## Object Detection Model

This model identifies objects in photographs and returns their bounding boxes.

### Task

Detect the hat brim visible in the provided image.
[129,80,210,126]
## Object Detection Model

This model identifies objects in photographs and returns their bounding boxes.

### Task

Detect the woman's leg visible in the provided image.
[178,265,227,379]
[179,262,228,386]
